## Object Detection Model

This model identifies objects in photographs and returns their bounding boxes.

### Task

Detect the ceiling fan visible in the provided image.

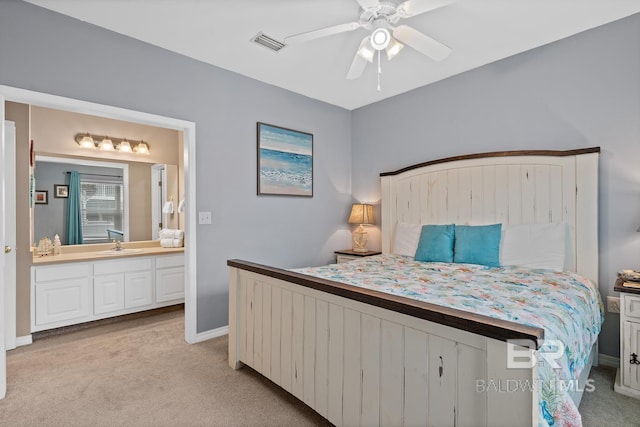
[284,0,454,86]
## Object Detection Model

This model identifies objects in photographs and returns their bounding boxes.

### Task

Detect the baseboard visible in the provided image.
[194,325,228,343]
[15,335,33,347]
[598,353,620,368]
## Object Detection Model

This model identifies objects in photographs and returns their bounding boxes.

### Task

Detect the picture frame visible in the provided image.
[35,190,48,204]
[257,122,313,197]
[54,184,69,198]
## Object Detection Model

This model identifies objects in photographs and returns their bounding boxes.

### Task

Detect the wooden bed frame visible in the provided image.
[228,148,600,427]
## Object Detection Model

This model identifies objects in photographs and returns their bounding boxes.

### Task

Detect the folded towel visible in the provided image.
[160,238,183,248]
[159,229,184,239]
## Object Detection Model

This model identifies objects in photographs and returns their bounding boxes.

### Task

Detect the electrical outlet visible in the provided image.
[607,296,620,313]
[198,211,212,225]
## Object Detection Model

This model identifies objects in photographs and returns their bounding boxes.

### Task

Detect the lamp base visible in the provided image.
[352,225,368,253]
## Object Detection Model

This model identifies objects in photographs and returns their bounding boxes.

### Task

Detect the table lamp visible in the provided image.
[348,203,374,252]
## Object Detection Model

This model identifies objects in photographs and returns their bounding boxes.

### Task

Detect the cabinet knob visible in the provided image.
[631,353,640,365]
[4,245,11,254]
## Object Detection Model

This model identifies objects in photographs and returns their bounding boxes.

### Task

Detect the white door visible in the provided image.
[4,121,16,351]
[1,100,8,399]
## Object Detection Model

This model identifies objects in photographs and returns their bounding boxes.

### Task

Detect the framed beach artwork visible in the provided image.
[257,122,313,197]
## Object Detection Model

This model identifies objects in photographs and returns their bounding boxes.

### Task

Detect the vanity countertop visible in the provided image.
[32,241,184,265]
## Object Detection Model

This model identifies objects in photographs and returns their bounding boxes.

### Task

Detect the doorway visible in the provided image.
[0,85,197,350]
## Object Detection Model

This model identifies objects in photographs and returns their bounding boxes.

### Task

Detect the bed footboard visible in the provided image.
[228,260,541,427]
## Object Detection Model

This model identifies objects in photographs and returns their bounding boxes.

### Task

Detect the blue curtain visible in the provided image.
[66,171,83,244]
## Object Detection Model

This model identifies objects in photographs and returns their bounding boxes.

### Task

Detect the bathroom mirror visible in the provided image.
[30,105,182,246]
[33,156,179,245]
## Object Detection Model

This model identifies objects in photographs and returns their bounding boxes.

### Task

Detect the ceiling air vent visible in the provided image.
[251,32,285,52]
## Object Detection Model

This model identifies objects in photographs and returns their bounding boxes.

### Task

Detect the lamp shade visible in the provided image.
[348,203,374,225]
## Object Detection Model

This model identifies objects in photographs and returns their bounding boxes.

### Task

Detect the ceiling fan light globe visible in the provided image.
[357,45,375,62]
[386,37,404,60]
[356,37,375,62]
[370,28,390,50]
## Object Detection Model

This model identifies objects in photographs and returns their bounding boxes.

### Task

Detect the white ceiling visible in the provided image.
[25,0,640,110]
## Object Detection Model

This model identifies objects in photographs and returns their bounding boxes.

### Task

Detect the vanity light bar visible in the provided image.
[75,133,150,154]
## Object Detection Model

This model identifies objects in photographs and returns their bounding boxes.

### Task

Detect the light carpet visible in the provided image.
[1,310,329,426]
[2,310,638,426]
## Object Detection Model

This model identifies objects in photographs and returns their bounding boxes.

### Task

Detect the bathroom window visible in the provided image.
[80,177,124,243]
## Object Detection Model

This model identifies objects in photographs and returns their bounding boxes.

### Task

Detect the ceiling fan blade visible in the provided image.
[285,21,361,44]
[396,0,456,18]
[347,54,369,80]
[356,0,381,9]
[347,37,373,80]
[393,25,451,61]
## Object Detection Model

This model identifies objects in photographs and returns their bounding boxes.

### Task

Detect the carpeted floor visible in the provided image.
[1,310,638,426]
[579,363,640,427]
[1,310,330,427]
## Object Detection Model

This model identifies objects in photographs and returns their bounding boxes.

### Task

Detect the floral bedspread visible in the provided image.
[294,254,603,427]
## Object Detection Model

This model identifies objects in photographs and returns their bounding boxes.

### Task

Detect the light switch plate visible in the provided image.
[198,211,212,225]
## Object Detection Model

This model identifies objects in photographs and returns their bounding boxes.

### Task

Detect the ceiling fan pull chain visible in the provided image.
[377,50,382,92]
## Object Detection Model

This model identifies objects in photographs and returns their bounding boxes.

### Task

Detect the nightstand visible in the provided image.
[614,278,640,399]
[334,249,382,264]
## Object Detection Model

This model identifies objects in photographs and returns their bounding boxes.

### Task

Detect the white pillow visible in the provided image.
[392,223,422,257]
[500,223,566,271]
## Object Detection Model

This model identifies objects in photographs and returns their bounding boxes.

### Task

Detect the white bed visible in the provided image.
[227,147,601,427]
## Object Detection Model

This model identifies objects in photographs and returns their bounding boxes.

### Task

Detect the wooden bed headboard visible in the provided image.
[380,148,600,283]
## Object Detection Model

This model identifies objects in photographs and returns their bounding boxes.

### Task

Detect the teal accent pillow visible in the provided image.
[414,224,455,263]
[454,224,502,267]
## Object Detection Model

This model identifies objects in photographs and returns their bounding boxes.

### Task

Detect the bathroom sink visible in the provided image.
[96,248,144,255]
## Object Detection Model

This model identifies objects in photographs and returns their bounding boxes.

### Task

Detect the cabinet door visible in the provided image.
[623,321,640,389]
[625,295,640,321]
[125,271,152,309]
[156,267,184,303]
[35,278,90,326]
[94,274,125,315]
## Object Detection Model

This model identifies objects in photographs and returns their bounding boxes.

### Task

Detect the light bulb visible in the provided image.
[135,141,149,154]
[118,139,133,152]
[98,137,114,151]
[79,134,94,149]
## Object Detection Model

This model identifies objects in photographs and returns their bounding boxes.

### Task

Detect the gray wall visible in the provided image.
[0,0,352,333]
[352,13,640,357]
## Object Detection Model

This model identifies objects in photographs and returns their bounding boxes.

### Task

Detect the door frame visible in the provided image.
[0,85,198,345]
[1,98,7,399]
[4,121,16,351]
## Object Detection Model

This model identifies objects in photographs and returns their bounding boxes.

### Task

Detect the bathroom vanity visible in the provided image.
[31,242,184,332]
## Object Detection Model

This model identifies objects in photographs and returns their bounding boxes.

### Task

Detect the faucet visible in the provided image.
[113,240,122,251]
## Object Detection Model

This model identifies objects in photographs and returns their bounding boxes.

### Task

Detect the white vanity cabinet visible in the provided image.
[32,253,184,332]
[94,274,125,315]
[94,258,153,314]
[155,255,185,303]
[33,263,91,329]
